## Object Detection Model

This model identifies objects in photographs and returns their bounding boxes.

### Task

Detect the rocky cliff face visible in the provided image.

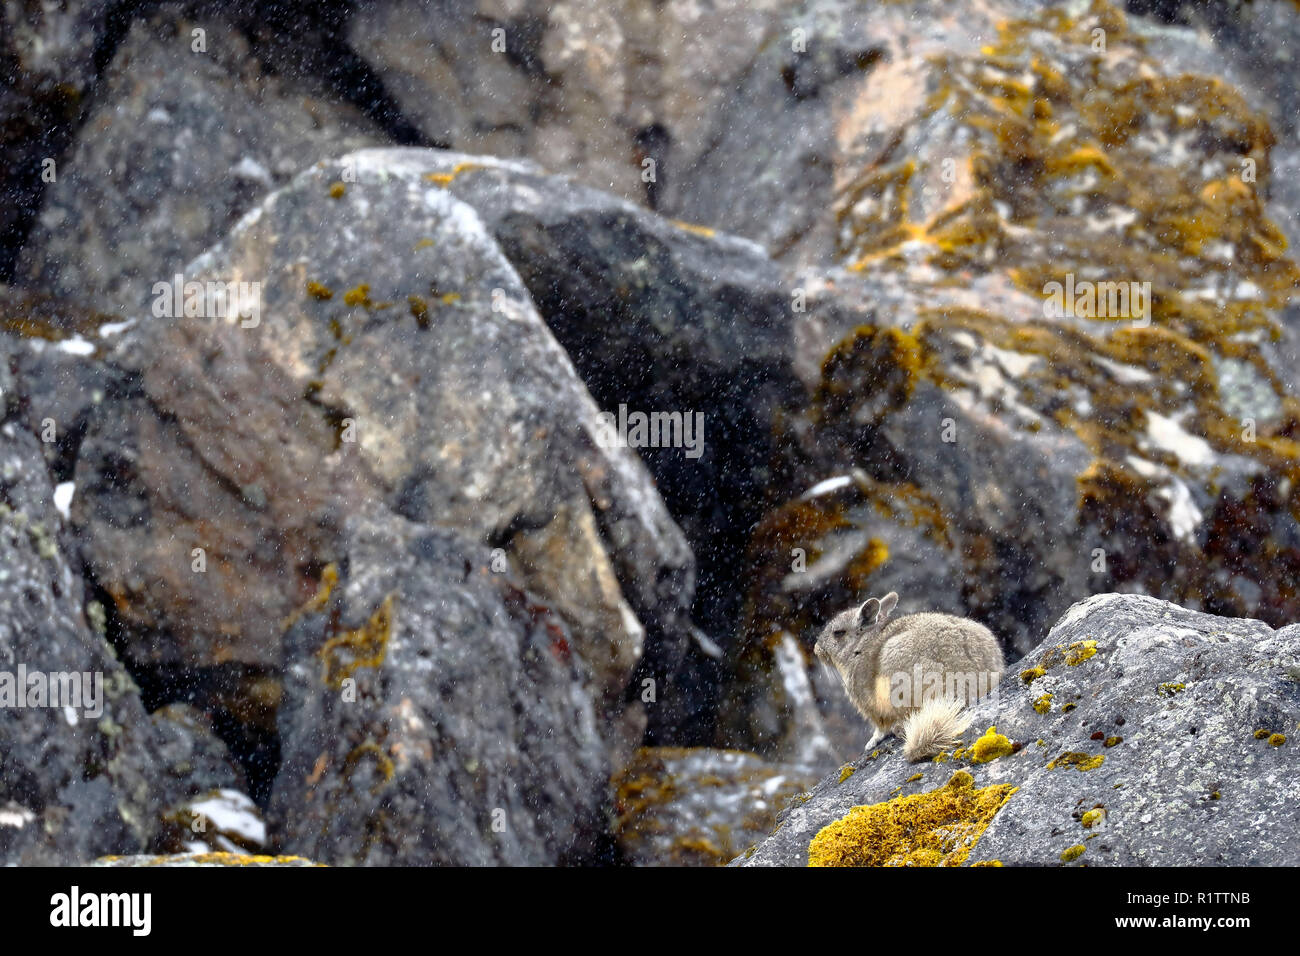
[738,593,1300,866]
[3,0,1300,865]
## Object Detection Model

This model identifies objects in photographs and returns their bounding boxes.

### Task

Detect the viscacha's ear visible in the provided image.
[856,598,880,628]
[877,592,899,622]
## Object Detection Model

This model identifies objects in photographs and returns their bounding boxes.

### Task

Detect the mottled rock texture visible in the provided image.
[738,594,1300,866]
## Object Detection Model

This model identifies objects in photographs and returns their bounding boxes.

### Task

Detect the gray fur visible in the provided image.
[814,591,1005,759]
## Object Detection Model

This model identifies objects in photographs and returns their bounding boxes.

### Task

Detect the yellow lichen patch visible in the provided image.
[1253,728,1272,740]
[343,741,396,795]
[319,594,396,688]
[842,537,890,587]
[0,289,125,344]
[424,161,485,187]
[1269,733,1287,747]
[114,852,324,866]
[807,770,1016,867]
[837,158,919,265]
[1081,808,1104,828]
[1158,682,1186,696]
[906,773,924,783]
[838,764,856,784]
[970,726,1015,764]
[343,283,374,308]
[408,295,430,329]
[306,280,334,301]
[670,219,717,238]
[282,563,339,631]
[1021,666,1047,684]
[328,181,346,199]
[1065,640,1097,665]
[1044,143,1115,178]
[1033,693,1053,714]
[1047,751,1105,771]
[611,747,817,865]
[1104,735,1123,748]
[1060,844,1086,863]
[814,325,924,428]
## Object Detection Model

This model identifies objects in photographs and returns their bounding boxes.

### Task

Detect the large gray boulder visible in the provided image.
[179,148,695,737]
[415,151,805,648]
[738,594,1300,866]
[271,504,609,865]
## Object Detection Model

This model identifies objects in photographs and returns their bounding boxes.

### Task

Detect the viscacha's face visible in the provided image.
[814,607,859,665]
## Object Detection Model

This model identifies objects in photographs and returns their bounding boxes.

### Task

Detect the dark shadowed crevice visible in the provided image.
[0,0,147,281]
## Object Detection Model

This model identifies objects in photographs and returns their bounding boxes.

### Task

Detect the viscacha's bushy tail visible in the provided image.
[901,698,973,762]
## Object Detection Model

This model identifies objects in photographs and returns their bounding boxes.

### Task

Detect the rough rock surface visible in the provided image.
[0,0,111,273]
[1124,0,1300,250]
[92,851,322,866]
[0,285,129,478]
[419,152,804,665]
[182,148,695,733]
[347,0,653,205]
[612,747,818,866]
[149,704,247,797]
[271,505,608,865]
[6,145,709,863]
[5,0,1300,868]
[738,593,1300,866]
[74,314,352,672]
[717,0,1300,768]
[18,5,385,311]
[0,338,170,864]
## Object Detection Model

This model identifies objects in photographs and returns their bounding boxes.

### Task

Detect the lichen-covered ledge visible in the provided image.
[734,593,1300,866]
[92,853,324,867]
